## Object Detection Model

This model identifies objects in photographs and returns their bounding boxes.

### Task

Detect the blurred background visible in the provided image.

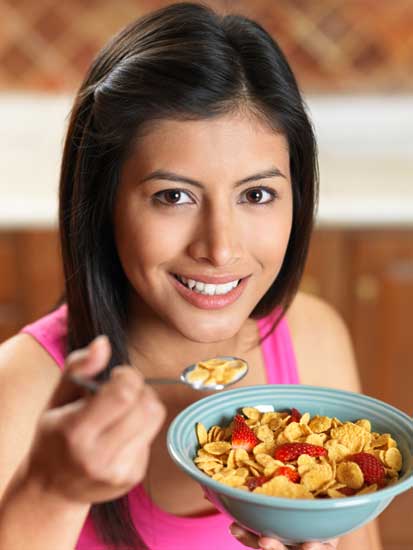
[0,1,412,547]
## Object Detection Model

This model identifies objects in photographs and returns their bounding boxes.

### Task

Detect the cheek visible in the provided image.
[249,207,293,270]
[114,207,189,275]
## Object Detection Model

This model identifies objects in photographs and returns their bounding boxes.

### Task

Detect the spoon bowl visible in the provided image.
[148,356,249,391]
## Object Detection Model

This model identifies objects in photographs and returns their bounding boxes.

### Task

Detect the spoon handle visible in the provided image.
[145,377,181,385]
[70,374,180,394]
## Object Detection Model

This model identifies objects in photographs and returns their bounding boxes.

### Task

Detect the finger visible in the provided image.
[99,384,166,456]
[74,365,146,434]
[48,335,111,408]
[229,524,261,549]
[257,535,288,550]
[101,394,166,483]
[301,541,339,550]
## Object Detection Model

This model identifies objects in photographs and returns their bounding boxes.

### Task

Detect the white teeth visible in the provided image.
[187,279,196,289]
[176,274,240,296]
[215,284,229,295]
[204,284,215,296]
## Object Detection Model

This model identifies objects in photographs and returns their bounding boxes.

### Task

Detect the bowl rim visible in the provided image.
[167,384,413,509]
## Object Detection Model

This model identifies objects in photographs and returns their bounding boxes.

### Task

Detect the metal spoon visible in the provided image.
[70,356,248,394]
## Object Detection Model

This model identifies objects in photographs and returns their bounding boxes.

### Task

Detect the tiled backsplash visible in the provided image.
[0,0,412,92]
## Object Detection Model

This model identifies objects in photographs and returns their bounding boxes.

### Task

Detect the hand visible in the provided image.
[229,524,339,549]
[23,335,166,505]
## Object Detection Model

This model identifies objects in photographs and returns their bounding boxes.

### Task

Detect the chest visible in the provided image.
[143,344,267,516]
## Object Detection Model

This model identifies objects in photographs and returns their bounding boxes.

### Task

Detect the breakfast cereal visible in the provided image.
[186,358,247,388]
[193,407,403,499]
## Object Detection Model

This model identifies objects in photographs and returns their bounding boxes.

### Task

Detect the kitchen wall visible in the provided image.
[1,0,412,227]
[0,0,412,93]
[0,3,412,549]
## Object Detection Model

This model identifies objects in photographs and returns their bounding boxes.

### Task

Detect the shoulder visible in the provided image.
[0,332,62,408]
[0,334,62,495]
[285,291,362,392]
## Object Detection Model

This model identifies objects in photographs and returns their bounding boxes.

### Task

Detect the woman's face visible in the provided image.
[114,112,293,343]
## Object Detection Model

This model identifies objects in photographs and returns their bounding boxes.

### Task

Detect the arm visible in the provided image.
[337,521,382,550]
[0,470,90,550]
[0,335,88,550]
[0,335,166,550]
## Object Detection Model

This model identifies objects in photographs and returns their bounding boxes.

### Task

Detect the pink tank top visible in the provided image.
[21,305,299,550]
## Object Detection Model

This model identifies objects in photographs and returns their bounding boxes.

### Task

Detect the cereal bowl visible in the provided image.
[167,385,413,545]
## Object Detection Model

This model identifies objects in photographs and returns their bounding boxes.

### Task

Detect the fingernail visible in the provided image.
[92,334,108,347]
[229,524,244,538]
[68,348,90,364]
[259,539,283,550]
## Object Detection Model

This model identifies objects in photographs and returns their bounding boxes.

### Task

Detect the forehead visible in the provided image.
[123,113,290,179]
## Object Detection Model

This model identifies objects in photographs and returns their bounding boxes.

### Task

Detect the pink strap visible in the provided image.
[20,304,67,369]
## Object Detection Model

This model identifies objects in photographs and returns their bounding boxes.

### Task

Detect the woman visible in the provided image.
[0,3,382,549]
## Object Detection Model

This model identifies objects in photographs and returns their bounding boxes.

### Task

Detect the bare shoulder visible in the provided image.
[0,333,62,493]
[0,332,62,395]
[0,332,62,428]
[285,291,362,392]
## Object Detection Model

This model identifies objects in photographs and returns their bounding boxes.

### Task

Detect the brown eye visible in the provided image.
[165,190,182,203]
[246,189,264,203]
[241,187,276,205]
[153,188,194,206]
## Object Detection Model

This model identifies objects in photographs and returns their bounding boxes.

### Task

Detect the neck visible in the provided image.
[124,298,259,378]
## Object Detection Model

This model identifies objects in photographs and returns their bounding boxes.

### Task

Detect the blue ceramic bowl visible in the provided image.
[167,385,413,545]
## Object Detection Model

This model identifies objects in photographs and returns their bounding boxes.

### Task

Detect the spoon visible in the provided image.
[70,356,249,394]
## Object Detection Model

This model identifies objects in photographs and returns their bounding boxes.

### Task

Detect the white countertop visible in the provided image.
[1,93,412,228]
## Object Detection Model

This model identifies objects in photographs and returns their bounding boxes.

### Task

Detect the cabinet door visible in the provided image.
[0,233,20,340]
[349,230,413,550]
[349,230,413,411]
[301,228,351,323]
[14,230,64,322]
[0,230,63,342]
[304,228,413,550]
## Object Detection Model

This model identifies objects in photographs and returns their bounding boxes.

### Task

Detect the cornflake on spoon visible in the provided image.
[185,358,248,389]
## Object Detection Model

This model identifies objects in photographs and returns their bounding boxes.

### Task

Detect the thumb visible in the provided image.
[47,335,111,409]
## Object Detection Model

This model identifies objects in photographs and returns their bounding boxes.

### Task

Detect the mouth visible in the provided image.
[172,273,243,297]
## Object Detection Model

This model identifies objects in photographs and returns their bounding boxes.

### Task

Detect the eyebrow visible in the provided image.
[139,166,287,188]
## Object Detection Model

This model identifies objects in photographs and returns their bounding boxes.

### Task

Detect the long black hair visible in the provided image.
[58,2,318,547]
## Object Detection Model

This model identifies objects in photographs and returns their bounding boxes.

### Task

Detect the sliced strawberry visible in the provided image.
[231,414,259,451]
[274,442,327,462]
[275,466,300,483]
[287,407,302,424]
[246,476,268,491]
[349,452,385,486]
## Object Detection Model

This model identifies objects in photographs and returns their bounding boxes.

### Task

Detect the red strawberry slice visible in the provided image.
[275,466,300,483]
[246,476,268,491]
[231,414,259,451]
[349,452,385,485]
[274,442,327,462]
[287,407,302,424]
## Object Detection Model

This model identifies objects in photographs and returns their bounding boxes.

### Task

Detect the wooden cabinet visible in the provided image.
[0,230,63,340]
[0,227,412,549]
[303,227,413,550]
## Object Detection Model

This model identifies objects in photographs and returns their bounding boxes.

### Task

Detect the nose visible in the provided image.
[187,205,243,267]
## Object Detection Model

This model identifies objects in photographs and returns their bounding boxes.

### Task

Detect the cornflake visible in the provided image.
[187,358,247,388]
[193,407,403,499]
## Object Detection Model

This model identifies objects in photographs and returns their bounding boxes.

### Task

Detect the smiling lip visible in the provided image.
[169,273,250,310]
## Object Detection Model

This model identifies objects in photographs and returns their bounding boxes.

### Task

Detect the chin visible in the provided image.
[178,319,243,344]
